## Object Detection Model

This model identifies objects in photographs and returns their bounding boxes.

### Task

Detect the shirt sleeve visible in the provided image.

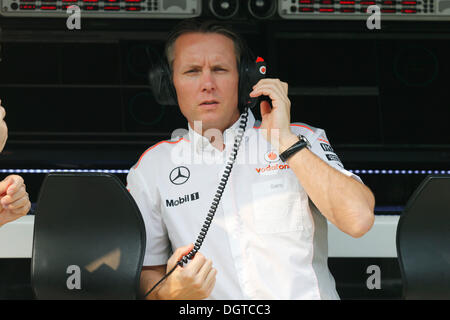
[126,166,171,266]
[290,123,363,184]
[309,128,363,184]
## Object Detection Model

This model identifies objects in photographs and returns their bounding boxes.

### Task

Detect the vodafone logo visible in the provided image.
[255,163,290,175]
[259,66,266,74]
[264,151,279,163]
[258,151,285,174]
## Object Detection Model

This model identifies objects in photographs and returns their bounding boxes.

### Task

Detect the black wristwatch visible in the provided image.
[279,135,311,162]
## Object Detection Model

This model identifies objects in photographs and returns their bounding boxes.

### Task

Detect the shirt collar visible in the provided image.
[187,109,256,154]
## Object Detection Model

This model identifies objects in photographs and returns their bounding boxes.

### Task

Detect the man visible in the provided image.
[127,19,375,300]
[0,99,32,227]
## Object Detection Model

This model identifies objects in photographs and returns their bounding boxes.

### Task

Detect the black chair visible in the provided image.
[31,173,146,299]
[396,175,450,299]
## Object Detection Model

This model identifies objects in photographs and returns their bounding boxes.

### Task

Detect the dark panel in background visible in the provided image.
[0,41,189,134]
[273,36,450,146]
[379,40,450,145]
[60,43,121,85]
[0,43,60,84]
[276,39,378,87]
[289,95,382,145]
[3,87,123,132]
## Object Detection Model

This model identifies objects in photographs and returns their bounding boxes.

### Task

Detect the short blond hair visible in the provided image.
[165,19,244,72]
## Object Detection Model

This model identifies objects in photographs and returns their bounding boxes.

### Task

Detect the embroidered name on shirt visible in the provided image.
[270,183,283,190]
[166,192,200,207]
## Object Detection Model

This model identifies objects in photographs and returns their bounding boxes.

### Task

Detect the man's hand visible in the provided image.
[249,79,297,153]
[0,175,31,227]
[0,99,8,152]
[156,243,217,300]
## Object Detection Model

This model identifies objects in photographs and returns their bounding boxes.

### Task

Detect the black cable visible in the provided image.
[143,106,250,299]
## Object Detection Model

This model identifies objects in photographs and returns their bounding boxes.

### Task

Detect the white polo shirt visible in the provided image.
[126,109,362,300]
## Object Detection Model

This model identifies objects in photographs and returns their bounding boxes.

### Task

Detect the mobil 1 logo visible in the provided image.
[166,192,200,208]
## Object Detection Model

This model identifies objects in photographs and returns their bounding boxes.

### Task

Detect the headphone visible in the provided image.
[148,38,267,113]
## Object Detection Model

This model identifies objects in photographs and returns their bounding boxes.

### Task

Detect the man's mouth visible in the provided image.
[200,100,219,106]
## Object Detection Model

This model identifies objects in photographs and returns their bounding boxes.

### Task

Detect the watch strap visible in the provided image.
[279,136,309,162]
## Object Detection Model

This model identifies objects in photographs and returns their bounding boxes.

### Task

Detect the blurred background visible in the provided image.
[0,0,449,299]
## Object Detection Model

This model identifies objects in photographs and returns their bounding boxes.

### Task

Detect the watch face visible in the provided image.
[299,135,311,149]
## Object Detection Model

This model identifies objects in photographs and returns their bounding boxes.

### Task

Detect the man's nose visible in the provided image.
[200,70,215,92]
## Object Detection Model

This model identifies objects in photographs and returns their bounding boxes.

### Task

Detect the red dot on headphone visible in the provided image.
[256,57,265,63]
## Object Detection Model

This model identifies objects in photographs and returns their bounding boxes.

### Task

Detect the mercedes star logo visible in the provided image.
[169,166,190,185]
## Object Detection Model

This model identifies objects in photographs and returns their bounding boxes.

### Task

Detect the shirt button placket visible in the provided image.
[221,175,249,298]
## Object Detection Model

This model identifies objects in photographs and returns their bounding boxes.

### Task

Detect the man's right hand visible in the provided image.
[157,243,217,300]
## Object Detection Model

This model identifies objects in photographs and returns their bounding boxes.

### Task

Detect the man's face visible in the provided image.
[171,32,240,134]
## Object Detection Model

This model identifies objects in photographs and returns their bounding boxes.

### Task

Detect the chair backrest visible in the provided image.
[31,173,146,300]
[396,175,450,299]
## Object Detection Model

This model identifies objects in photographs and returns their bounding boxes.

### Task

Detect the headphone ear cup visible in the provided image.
[238,47,259,112]
[148,59,178,106]
[238,50,252,112]
[237,62,248,113]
